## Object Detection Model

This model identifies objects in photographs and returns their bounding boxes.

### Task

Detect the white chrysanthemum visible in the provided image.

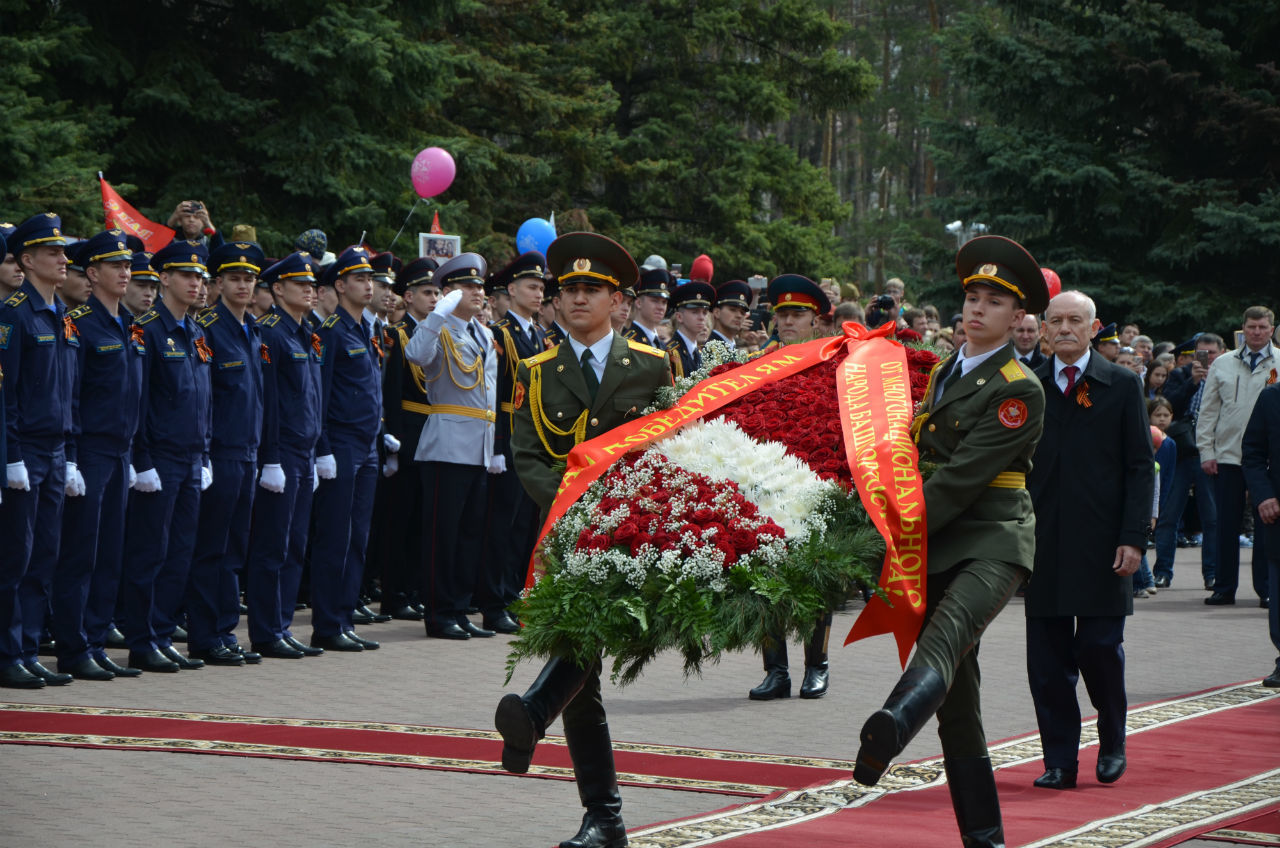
[654,419,836,538]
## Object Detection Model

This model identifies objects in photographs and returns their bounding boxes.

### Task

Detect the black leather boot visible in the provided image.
[945,756,1005,848]
[495,657,592,773]
[748,638,790,700]
[799,616,831,699]
[560,718,627,848]
[854,666,948,785]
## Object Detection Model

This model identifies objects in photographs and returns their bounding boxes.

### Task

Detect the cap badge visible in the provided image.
[45,213,56,219]
[573,258,591,273]
[239,256,247,263]
[117,242,125,250]
[52,228,61,236]
[235,243,250,249]
[191,254,198,262]
[978,263,998,276]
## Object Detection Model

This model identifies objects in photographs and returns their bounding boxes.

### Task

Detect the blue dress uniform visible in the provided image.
[121,241,213,665]
[0,214,77,687]
[311,247,382,646]
[622,267,672,350]
[186,242,266,658]
[483,252,548,626]
[663,280,715,378]
[247,254,324,651]
[52,231,144,676]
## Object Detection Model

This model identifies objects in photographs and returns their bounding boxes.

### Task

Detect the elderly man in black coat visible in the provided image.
[1242,383,1280,688]
[1026,290,1154,790]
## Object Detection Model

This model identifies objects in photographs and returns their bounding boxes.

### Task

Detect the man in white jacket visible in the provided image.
[1198,305,1279,607]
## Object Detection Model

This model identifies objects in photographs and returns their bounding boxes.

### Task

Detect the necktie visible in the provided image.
[468,323,485,360]
[580,348,600,401]
[941,362,963,398]
[1062,365,1079,395]
[1249,350,1260,371]
[528,324,538,349]
[691,341,702,372]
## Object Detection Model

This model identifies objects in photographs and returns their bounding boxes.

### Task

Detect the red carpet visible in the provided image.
[628,683,1280,847]
[1201,810,1280,845]
[0,703,850,798]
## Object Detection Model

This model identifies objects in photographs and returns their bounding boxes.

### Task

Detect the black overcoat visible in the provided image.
[1026,353,1154,618]
[1242,384,1280,554]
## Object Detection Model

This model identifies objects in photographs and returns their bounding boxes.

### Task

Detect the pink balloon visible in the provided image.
[410,147,456,199]
[1041,267,1062,299]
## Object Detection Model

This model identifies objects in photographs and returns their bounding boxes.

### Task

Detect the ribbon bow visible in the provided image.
[194,337,213,363]
[311,333,322,357]
[260,343,271,364]
[63,314,79,341]
[130,325,145,346]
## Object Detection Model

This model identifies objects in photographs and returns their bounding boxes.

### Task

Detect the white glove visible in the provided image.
[128,464,137,488]
[65,462,86,497]
[259,463,286,493]
[134,468,162,493]
[434,288,463,319]
[6,462,30,491]
[382,453,399,478]
[487,454,507,475]
[383,433,401,453]
[200,464,213,491]
[316,454,337,480]
[312,466,320,491]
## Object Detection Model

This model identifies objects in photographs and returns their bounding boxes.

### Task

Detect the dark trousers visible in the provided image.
[1154,453,1218,584]
[420,461,487,629]
[910,558,1025,758]
[246,451,313,644]
[1213,463,1270,599]
[481,458,541,611]
[187,458,256,650]
[310,437,378,638]
[0,443,65,667]
[1026,615,1127,770]
[1268,551,1280,666]
[121,454,202,653]
[380,456,425,612]
[52,450,128,665]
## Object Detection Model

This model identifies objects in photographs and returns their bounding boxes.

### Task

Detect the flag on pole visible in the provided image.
[99,174,175,253]
[429,211,444,234]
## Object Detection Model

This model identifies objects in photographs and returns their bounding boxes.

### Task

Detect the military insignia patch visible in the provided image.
[997,398,1028,429]
[513,382,526,411]
[0,323,11,349]
[573,258,591,273]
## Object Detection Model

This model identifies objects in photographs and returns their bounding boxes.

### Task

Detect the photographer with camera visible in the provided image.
[167,200,219,246]
[864,293,897,330]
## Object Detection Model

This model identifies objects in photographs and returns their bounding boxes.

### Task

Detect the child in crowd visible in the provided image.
[1145,361,1169,398]
[1135,397,1177,597]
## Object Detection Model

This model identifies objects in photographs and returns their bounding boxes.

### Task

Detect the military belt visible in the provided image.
[401,401,432,416]
[987,471,1026,489]
[500,401,515,413]
[429,403,496,423]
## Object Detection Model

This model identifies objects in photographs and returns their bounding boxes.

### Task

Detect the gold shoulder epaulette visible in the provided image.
[321,313,340,329]
[67,304,92,320]
[257,313,280,327]
[195,309,218,327]
[627,339,665,358]
[391,320,405,330]
[5,291,28,308]
[999,359,1029,383]
[135,309,158,325]
[523,347,558,368]
[492,316,511,329]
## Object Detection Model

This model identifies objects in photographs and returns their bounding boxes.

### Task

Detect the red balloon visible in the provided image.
[1041,267,1062,299]
[1150,425,1165,451]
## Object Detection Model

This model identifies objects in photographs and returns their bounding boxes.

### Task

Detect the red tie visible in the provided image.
[1062,365,1079,395]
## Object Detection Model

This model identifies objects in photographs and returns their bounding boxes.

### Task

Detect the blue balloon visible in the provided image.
[516,217,556,256]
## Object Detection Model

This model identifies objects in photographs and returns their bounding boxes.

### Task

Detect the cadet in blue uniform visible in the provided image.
[121,240,214,673]
[186,241,267,666]
[483,251,546,631]
[378,257,438,620]
[621,267,670,349]
[0,213,78,689]
[708,280,752,349]
[52,230,145,680]
[310,246,383,652]
[663,280,714,378]
[246,252,325,658]
[404,253,500,640]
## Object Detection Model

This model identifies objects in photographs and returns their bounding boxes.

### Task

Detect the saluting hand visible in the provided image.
[1112,544,1141,577]
[434,288,464,319]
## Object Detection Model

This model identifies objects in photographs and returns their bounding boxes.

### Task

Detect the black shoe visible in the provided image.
[342,631,379,650]
[171,625,188,643]
[284,635,324,656]
[411,601,426,615]
[1096,749,1126,784]
[853,666,948,786]
[1033,767,1078,789]
[945,756,1005,848]
[228,645,262,664]
[239,602,249,614]
[251,639,306,659]
[427,622,471,640]
[1205,579,1216,590]
[1261,597,1270,609]
[128,649,180,673]
[188,645,245,666]
[294,602,308,610]
[1264,670,1280,688]
[1205,592,1236,605]
[59,656,114,681]
[0,663,46,688]
[495,693,539,774]
[38,637,57,657]
[311,632,363,652]
[94,654,142,677]
[25,661,73,686]
[160,645,205,669]
[353,604,392,624]
[482,612,521,634]
[799,665,829,699]
[558,810,628,848]
[459,619,495,638]
[387,604,425,621]
[1153,575,1171,589]
[105,627,128,648]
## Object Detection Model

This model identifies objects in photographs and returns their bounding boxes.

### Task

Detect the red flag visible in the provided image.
[429,211,444,234]
[99,176,175,253]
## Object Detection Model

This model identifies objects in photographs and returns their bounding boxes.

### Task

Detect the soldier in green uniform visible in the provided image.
[852,236,1049,848]
[495,232,671,848]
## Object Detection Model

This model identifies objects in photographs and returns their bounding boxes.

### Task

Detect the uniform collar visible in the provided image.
[567,330,614,365]
[506,310,534,334]
[1053,348,1090,382]
[19,278,58,313]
